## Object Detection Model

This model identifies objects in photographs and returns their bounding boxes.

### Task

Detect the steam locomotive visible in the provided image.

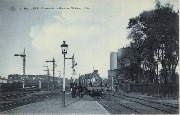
[86,73,107,96]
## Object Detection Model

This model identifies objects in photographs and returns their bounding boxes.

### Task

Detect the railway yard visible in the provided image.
[0,88,60,113]
[97,91,179,114]
[0,89,179,114]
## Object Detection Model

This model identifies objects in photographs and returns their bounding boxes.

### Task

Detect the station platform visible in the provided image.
[4,92,110,115]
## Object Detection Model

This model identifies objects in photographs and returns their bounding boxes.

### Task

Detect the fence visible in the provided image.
[129,83,179,98]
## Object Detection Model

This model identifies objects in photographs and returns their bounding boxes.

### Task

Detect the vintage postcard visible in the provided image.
[0,0,179,114]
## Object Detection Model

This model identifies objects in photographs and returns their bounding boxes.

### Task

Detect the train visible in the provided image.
[84,71,107,96]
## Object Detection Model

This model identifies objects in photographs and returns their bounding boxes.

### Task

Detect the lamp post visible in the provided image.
[61,41,68,107]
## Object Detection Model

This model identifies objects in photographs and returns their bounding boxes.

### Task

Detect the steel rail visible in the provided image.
[108,93,178,114]
[99,101,117,114]
[114,92,178,109]
[102,96,143,114]
[0,92,57,113]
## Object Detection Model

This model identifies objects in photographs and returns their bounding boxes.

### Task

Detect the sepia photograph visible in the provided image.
[0,0,179,114]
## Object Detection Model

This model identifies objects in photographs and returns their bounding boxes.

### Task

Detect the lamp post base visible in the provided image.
[62,90,65,107]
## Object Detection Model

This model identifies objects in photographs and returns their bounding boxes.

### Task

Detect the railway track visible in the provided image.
[0,87,40,101]
[102,96,143,114]
[0,91,38,101]
[0,90,60,113]
[92,96,117,114]
[93,96,142,114]
[99,100,117,114]
[106,92,178,114]
[114,92,178,109]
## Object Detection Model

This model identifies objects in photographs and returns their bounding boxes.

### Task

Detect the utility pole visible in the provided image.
[44,66,50,90]
[14,48,26,88]
[69,54,77,98]
[57,70,61,87]
[46,58,56,91]
[71,54,77,83]
[65,54,77,82]
[14,48,26,75]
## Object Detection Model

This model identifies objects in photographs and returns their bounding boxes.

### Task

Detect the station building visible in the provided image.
[7,74,66,88]
[108,48,131,91]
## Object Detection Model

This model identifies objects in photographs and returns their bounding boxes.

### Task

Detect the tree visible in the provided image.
[117,46,143,83]
[126,1,179,84]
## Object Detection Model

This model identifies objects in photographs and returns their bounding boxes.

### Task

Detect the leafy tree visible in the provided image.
[118,46,143,83]
[126,1,179,84]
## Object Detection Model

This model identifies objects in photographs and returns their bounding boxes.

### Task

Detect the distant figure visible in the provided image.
[84,87,87,95]
[79,85,83,98]
[75,83,78,97]
[72,83,76,98]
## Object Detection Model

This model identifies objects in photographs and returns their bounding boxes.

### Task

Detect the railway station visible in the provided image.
[0,0,179,114]
[1,88,178,114]
[0,68,179,114]
[2,92,110,114]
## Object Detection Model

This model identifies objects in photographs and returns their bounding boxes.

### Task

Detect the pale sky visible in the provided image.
[0,0,178,79]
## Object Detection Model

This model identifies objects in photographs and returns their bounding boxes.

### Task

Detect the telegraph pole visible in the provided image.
[71,54,77,83]
[66,54,77,83]
[14,48,26,75]
[46,58,56,91]
[65,54,77,98]
[57,70,61,88]
[44,66,50,90]
[14,48,26,88]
